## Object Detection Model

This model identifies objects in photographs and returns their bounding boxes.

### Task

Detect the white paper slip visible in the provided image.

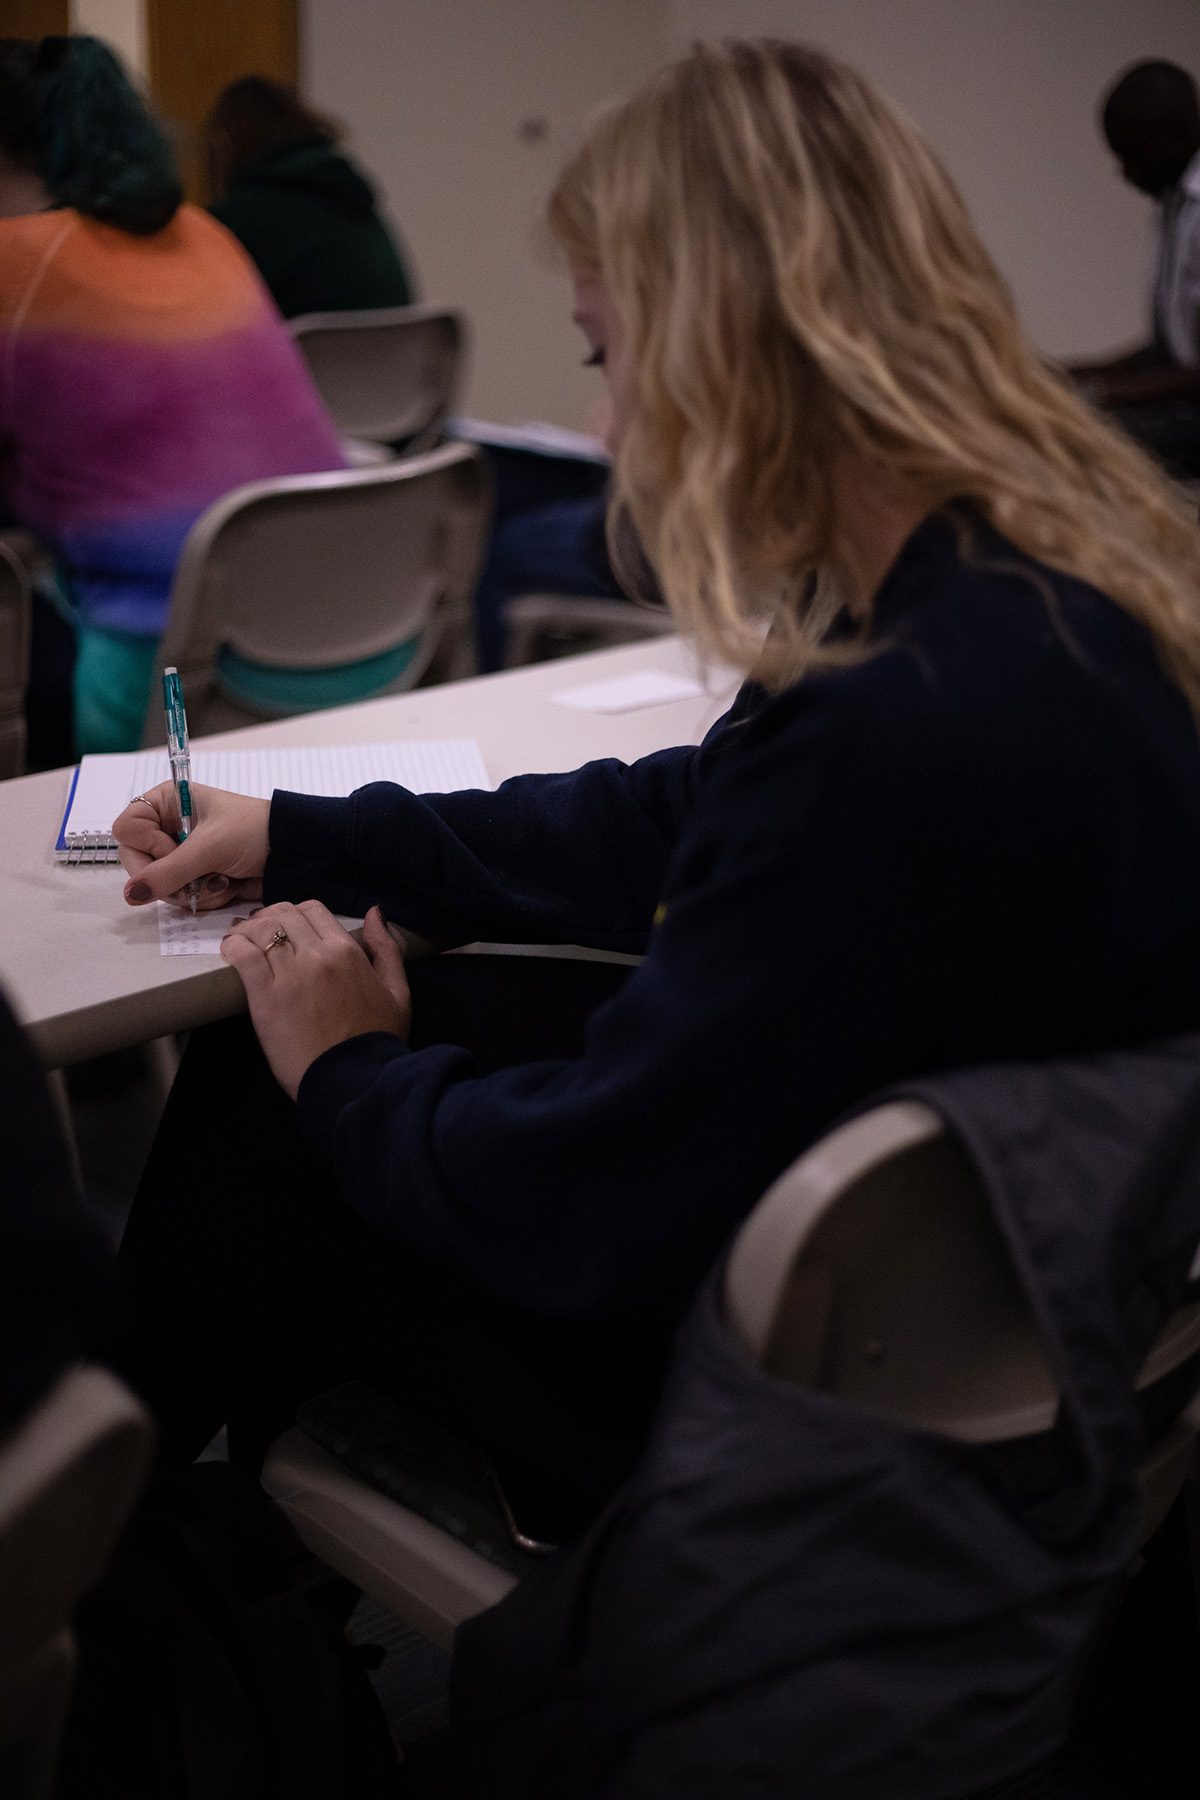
[157,902,362,956]
[56,739,491,862]
[158,902,260,956]
[450,416,609,464]
[550,670,710,714]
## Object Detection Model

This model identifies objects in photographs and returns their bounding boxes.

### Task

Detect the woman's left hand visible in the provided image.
[220,901,411,1100]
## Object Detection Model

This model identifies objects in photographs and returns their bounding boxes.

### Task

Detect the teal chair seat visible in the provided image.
[216,635,421,717]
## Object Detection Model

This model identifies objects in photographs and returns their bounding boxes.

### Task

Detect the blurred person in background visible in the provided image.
[1071,59,1200,476]
[0,36,343,759]
[205,77,416,321]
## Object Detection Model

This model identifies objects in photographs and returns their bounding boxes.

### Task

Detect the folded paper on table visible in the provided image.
[157,902,364,957]
[54,739,491,864]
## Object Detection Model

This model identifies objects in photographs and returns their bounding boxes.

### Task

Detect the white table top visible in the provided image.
[0,637,737,1066]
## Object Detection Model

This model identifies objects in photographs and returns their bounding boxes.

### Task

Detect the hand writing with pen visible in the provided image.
[114,782,411,1097]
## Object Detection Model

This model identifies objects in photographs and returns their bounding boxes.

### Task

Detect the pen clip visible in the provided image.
[162,667,189,758]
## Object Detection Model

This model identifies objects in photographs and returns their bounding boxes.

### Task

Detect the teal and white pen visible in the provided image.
[162,666,200,915]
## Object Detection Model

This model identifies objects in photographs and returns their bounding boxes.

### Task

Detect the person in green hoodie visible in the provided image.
[204,76,415,319]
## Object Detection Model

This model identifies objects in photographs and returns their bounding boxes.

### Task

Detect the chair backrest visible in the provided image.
[143,442,491,744]
[725,1103,1200,1516]
[290,304,465,449]
[502,594,677,669]
[0,1366,152,1799]
[0,540,31,781]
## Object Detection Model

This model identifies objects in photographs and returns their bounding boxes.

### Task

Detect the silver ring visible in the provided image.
[264,927,289,953]
[134,793,158,807]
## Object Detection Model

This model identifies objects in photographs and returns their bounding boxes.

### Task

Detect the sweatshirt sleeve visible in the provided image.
[264,739,708,953]
[290,664,998,1321]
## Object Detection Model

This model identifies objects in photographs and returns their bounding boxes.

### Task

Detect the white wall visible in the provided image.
[69,0,147,81]
[670,0,1200,361]
[303,0,668,429]
[305,0,1200,427]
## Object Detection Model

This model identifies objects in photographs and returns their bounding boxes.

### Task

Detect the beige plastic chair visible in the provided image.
[140,442,491,744]
[0,539,31,780]
[263,1097,1200,1651]
[725,1101,1200,1542]
[502,593,676,669]
[0,1366,153,1799]
[262,1429,516,1651]
[290,304,465,453]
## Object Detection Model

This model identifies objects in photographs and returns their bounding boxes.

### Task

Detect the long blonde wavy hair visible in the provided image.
[548,38,1200,700]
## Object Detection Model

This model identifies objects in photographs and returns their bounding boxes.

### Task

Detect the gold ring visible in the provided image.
[265,927,289,952]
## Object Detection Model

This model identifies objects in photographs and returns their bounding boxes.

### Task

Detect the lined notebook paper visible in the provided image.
[52,739,491,957]
[55,740,490,864]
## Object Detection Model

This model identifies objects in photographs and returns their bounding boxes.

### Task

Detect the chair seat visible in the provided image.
[339,436,396,467]
[262,1427,516,1651]
[503,593,675,667]
[214,633,421,716]
[295,1381,543,1577]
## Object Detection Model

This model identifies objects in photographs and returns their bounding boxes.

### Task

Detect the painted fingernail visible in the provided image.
[127,881,152,903]
[230,916,246,925]
[204,874,227,892]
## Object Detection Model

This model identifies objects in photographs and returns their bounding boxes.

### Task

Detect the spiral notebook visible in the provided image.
[54,739,491,864]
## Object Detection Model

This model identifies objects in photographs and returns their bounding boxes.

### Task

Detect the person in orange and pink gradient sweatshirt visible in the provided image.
[0,36,344,754]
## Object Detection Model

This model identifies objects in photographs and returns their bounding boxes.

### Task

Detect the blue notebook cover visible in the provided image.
[55,765,81,854]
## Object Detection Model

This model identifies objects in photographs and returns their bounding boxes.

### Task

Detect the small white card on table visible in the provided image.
[550,669,710,714]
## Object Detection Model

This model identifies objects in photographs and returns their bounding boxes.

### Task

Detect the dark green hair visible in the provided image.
[0,35,181,235]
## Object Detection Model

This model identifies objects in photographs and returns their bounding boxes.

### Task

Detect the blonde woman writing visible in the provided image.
[113,43,1200,1540]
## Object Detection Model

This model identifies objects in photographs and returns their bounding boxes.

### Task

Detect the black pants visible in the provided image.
[113,954,678,1543]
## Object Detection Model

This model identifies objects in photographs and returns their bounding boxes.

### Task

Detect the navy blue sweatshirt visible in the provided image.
[264,510,1200,1319]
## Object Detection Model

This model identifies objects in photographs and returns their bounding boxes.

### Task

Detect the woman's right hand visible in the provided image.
[115,781,271,910]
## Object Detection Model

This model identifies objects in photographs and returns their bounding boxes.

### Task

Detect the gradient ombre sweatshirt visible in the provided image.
[0,203,344,636]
